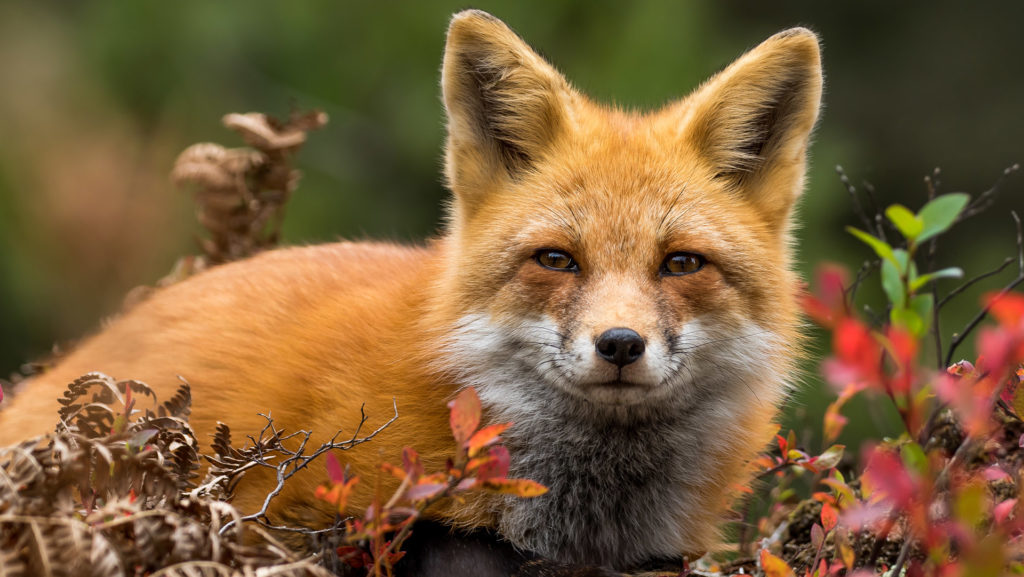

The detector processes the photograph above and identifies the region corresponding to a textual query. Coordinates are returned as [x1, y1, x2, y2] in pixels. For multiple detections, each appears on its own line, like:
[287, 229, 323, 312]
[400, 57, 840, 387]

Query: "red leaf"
[402, 447, 424, 481]
[841, 502, 890, 532]
[448, 387, 482, 445]
[336, 546, 365, 568]
[811, 523, 824, 549]
[947, 359, 976, 376]
[405, 482, 447, 502]
[466, 422, 511, 456]
[994, 498, 1018, 525]
[480, 478, 549, 497]
[802, 265, 849, 327]
[476, 445, 510, 481]
[982, 465, 1011, 482]
[863, 448, 917, 508]
[978, 327, 1016, 376]
[987, 291, 1024, 328]
[776, 434, 788, 455]
[885, 326, 918, 367]
[386, 550, 407, 565]
[325, 451, 345, 484]
[883, 327, 918, 395]
[824, 319, 886, 391]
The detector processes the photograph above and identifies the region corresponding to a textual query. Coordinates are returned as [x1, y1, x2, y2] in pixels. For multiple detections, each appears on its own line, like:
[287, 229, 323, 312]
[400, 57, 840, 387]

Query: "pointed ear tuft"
[686, 27, 823, 224]
[442, 10, 572, 198]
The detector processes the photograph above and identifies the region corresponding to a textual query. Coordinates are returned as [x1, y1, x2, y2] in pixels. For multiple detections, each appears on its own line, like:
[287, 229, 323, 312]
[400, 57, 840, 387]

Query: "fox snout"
[594, 327, 645, 367]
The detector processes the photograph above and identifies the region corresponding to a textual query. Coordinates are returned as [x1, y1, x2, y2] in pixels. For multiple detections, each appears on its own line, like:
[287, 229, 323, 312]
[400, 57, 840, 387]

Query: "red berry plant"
[313, 387, 547, 577]
[720, 166, 1024, 577]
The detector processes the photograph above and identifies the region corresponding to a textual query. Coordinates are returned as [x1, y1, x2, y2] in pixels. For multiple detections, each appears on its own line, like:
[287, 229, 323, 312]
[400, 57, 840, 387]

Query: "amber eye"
[535, 249, 579, 272]
[661, 252, 706, 276]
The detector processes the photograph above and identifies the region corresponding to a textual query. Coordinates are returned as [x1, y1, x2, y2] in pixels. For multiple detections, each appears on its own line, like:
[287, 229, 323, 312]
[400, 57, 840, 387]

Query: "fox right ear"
[441, 10, 573, 209]
[684, 28, 823, 229]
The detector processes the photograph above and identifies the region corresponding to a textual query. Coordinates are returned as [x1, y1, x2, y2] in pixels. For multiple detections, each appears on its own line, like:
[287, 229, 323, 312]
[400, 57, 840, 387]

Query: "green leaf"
[917, 193, 970, 243]
[954, 482, 988, 528]
[881, 259, 905, 308]
[890, 306, 923, 336]
[892, 249, 910, 275]
[900, 441, 928, 476]
[908, 293, 935, 337]
[909, 267, 964, 292]
[885, 204, 923, 241]
[846, 226, 895, 264]
[815, 444, 845, 470]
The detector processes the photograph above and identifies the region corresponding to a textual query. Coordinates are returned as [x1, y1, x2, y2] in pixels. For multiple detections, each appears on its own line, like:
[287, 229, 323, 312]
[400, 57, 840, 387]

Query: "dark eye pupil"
[663, 253, 705, 275]
[537, 250, 576, 271]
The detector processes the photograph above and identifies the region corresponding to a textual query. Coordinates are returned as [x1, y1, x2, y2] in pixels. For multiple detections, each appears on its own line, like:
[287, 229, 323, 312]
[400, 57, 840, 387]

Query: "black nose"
[595, 328, 645, 367]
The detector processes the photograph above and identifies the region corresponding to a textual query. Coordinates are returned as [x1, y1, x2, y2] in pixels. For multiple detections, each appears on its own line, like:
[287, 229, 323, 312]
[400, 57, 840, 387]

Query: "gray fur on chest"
[494, 401, 703, 569]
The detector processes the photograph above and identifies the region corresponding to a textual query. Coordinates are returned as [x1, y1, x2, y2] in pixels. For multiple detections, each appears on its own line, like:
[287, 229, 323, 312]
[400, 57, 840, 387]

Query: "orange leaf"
[380, 462, 407, 481]
[480, 478, 549, 498]
[448, 387, 482, 445]
[821, 502, 839, 532]
[731, 482, 755, 495]
[760, 549, 795, 577]
[466, 422, 511, 457]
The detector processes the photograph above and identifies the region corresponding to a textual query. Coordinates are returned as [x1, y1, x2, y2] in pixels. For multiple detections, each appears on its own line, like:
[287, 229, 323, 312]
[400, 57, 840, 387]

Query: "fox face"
[429, 12, 822, 563]
[437, 12, 819, 419]
[445, 144, 793, 415]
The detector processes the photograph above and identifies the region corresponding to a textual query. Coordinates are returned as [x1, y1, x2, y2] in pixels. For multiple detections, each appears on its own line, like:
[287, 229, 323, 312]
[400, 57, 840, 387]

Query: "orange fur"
[0, 10, 822, 567]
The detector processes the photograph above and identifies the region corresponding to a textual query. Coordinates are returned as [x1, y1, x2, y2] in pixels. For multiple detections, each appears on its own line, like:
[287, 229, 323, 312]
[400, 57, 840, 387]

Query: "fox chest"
[495, 414, 701, 569]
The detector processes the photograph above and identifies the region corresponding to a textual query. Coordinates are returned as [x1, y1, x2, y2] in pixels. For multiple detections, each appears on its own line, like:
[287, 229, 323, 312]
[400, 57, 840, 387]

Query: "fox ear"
[685, 28, 823, 228]
[441, 10, 572, 205]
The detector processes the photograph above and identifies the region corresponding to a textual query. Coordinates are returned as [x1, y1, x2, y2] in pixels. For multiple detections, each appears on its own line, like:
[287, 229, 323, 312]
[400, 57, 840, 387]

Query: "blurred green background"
[1, 1, 1022, 450]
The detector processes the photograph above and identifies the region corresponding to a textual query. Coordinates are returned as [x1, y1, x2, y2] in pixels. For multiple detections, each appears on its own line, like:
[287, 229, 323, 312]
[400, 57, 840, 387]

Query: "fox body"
[0, 11, 822, 572]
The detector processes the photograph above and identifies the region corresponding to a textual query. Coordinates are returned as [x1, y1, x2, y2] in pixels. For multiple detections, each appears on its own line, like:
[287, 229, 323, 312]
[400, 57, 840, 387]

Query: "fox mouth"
[590, 379, 650, 389]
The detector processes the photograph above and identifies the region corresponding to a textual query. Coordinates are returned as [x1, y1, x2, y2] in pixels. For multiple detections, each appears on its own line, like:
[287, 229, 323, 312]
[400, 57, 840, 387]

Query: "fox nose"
[595, 328, 645, 367]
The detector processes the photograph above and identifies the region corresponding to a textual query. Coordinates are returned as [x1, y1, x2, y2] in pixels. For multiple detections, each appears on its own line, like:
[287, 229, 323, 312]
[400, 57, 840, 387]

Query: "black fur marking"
[393, 520, 631, 577]
[469, 62, 535, 174]
[713, 71, 810, 187]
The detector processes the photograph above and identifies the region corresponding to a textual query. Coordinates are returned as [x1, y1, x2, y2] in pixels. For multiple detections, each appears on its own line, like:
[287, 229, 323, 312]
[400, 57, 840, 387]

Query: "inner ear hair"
[442, 10, 570, 189]
[686, 27, 822, 194]
[716, 69, 814, 185]
[467, 55, 540, 174]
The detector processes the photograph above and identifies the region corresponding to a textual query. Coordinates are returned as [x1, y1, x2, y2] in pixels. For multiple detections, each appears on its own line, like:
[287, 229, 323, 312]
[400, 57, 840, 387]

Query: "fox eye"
[535, 249, 579, 272]
[661, 252, 706, 276]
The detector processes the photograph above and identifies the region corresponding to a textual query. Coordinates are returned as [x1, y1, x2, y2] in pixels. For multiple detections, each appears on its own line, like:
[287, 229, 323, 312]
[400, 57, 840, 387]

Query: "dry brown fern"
[0, 373, 337, 577]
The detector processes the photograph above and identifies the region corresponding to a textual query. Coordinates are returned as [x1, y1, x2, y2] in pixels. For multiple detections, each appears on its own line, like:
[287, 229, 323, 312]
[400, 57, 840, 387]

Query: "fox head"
[435, 10, 822, 423]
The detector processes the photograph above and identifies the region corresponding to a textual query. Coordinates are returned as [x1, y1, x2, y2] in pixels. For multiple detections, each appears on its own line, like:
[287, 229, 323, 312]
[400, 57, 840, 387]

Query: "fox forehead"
[471, 134, 778, 273]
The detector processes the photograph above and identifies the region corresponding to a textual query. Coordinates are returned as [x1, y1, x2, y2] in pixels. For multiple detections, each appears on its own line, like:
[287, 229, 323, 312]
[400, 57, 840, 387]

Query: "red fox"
[0, 10, 822, 575]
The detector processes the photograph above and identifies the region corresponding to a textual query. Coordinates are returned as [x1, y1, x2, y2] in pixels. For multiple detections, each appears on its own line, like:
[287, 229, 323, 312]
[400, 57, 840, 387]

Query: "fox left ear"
[685, 28, 823, 229]
[441, 10, 574, 215]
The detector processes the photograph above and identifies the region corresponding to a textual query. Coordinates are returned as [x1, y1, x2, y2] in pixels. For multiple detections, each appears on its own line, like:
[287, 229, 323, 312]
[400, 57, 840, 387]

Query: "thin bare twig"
[844, 260, 877, 307]
[219, 399, 399, 535]
[938, 257, 1015, 310]
[958, 163, 1019, 222]
[837, 165, 875, 234]
[945, 212, 1024, 367]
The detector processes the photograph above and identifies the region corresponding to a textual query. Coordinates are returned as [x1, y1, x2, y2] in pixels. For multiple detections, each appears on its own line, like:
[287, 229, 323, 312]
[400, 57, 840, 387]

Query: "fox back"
[0, 10, 822, 571]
